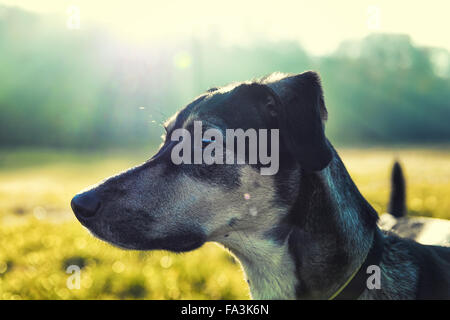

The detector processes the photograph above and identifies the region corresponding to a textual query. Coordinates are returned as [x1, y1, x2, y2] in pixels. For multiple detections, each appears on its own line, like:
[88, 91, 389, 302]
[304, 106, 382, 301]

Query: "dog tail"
[388, 161, 407, 218]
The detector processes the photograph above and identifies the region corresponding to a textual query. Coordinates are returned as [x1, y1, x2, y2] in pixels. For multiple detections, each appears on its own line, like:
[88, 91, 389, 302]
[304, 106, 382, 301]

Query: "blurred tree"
[0, 7, 449, 149]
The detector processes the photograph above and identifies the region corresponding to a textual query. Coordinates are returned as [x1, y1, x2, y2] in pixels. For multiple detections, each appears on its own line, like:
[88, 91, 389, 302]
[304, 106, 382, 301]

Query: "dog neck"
[219, 149, 378, 299]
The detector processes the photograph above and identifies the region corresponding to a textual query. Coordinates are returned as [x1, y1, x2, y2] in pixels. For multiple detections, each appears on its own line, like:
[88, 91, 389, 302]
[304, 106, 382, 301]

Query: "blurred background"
[0, 0, 449, 299]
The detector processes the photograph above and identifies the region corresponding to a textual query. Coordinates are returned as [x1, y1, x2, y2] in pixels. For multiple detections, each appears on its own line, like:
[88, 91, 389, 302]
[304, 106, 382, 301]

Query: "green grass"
[0, 147, 449, 299]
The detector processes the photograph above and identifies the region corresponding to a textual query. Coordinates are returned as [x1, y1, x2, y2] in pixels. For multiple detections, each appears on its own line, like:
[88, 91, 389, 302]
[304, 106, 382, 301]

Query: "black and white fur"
[379, 162, 450, 247]
[71, 71, 450, 299]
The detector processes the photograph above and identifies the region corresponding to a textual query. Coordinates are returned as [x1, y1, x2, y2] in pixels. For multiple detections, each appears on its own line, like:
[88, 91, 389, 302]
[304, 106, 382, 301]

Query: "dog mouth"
[80, 219, 206, 253]
[101, 233, 206, 252]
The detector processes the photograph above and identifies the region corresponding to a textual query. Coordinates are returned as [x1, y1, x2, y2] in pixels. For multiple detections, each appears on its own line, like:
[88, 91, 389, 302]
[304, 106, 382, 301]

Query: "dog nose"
[71, 190, 101, 219]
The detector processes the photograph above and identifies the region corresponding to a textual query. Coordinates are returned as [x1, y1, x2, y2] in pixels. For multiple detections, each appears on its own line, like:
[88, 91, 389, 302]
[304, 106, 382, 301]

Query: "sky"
[1, 0, 449, 55]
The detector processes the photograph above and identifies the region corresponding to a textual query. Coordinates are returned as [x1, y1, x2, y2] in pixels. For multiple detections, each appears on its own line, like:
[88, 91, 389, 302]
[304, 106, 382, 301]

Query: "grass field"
[0, 147, 449, 299]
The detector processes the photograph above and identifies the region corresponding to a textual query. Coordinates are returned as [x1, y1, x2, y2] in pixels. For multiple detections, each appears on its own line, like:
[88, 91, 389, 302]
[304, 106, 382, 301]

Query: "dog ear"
[264, 71, 332, 171]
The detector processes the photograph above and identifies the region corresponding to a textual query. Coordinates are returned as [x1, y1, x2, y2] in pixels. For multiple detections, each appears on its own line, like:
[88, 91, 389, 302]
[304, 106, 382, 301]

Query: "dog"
[71, 71, 450, 299]
[379, 162, 450, 247]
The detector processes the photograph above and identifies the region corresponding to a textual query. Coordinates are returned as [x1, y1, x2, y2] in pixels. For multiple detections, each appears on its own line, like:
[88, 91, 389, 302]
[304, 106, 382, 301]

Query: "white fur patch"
[206, 166, 298, 299]
[379, 214, 450, 247]
[415, 217, 450, 246]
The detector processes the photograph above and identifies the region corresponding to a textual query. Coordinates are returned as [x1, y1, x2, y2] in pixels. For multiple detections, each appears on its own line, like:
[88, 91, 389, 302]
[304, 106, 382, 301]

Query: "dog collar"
[329, 228, 385, 300]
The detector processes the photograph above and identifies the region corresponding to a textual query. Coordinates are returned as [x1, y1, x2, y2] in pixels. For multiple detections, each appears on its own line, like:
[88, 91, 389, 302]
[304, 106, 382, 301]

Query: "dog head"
[71, 71, 332, 252]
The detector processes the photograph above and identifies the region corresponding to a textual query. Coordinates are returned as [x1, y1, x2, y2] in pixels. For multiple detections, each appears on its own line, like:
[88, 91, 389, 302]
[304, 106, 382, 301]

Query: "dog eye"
[202, 138, 215, 145]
